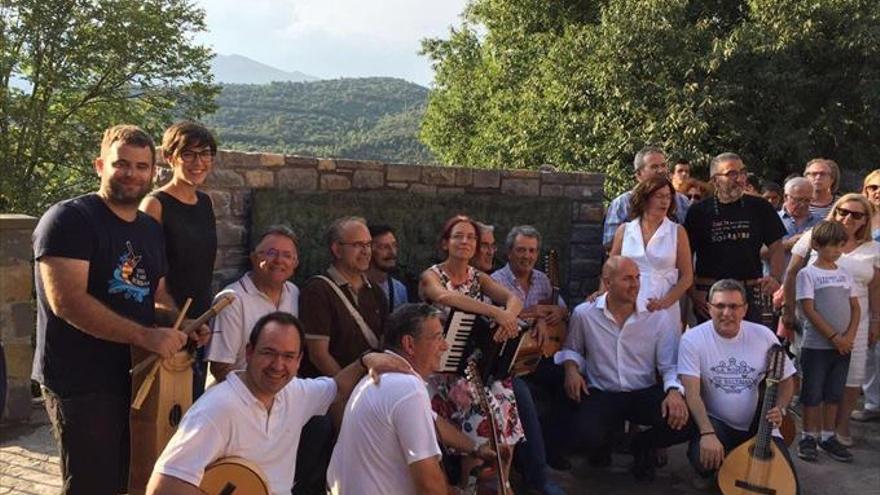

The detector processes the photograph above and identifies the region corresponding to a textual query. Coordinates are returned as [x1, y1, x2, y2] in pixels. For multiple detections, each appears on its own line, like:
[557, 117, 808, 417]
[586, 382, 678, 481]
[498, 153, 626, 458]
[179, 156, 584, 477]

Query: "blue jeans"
[512, 376, 549, 487]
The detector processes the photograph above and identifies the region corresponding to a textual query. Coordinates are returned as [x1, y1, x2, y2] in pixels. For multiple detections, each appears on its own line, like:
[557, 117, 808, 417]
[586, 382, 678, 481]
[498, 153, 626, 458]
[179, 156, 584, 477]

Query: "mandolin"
[718, 345, 798, 495]
[540, 249, 566, 357]
[464, 360, 509, 495]
[200, 457, 270, 495]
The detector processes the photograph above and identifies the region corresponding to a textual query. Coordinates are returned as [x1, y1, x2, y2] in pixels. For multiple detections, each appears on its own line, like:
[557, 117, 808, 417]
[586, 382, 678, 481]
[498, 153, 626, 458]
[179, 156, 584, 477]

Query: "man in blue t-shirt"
[32, 125, 208, 495]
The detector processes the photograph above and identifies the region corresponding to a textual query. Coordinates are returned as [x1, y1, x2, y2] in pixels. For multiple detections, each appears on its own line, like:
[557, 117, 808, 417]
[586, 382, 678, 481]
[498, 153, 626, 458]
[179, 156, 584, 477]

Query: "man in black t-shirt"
[684, 152, 786, 324]
[31, 125, 208, 495]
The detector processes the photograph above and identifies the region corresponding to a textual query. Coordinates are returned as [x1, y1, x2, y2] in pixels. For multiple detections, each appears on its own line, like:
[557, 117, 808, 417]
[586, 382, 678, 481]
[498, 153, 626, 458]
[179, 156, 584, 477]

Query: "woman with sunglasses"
[783, 193, 880, 448]
[140, 122, 218, 400]
[419, 215, 524, 491]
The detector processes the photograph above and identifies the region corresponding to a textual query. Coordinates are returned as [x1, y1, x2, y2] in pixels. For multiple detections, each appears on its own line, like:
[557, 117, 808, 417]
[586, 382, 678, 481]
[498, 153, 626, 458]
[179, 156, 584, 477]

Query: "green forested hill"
[203, 77, 436, 164]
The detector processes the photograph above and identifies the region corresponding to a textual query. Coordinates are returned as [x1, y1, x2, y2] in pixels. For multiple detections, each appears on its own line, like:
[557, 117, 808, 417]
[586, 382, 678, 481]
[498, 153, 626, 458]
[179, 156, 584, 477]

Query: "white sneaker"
[850, 408, 880, 422]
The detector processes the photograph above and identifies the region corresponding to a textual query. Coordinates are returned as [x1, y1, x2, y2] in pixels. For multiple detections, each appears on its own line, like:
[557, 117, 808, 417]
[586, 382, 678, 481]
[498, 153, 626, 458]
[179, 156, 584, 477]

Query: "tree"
[1, 0, 219, 214]
[420, 0, 880, 198]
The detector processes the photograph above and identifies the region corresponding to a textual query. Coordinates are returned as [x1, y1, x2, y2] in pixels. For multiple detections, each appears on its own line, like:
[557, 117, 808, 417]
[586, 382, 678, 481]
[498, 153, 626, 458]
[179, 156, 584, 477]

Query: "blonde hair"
[827, 193, 874, 243]
[862, 169, 880, 211]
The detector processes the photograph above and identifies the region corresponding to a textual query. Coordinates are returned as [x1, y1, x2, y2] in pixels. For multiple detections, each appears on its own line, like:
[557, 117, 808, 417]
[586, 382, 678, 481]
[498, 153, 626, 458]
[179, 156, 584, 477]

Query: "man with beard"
[367, 224, 409, 311]
[684, 152, 786, 324]
[31, 125, 208, 494]
[205, 225, 301, 386]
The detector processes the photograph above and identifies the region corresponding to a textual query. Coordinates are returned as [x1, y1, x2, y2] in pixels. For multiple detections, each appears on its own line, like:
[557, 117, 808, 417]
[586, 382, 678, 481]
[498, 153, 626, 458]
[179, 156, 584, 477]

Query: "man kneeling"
[327, 303, 450, 494]
[147, 311, 406, 495]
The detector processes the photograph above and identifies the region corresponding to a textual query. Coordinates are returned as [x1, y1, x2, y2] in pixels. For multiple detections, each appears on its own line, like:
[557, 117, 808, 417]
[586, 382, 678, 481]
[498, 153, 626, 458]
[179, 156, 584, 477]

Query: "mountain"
[203, 77, 436, 164]
[211, 54, 319, 84]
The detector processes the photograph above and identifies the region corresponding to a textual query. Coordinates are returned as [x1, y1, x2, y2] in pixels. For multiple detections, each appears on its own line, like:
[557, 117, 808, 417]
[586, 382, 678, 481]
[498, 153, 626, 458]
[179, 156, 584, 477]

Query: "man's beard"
[106, 179, 149, 206]
[373, 258, 397, 273]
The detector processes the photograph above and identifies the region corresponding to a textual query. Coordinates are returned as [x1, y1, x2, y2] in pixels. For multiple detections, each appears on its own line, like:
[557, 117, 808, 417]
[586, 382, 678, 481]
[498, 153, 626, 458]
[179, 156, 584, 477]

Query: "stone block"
[4, 382, 31, 421]
[216, 220, 247, 247]
[353, 170, 385, 189]
[386, 165, 422, 182]
[572, 203, 605, 223]
[0, 261, 33, 304]
[541, 185, 564, 197]
[502, 169, 541, 179]
[409, 184, 437, 195]
[205, 169, 245, 188]
[206, 190, 232, 218]
[387, 182, 409, 190]
[438, 187, 466, 195]
[570, 259, 602, 279]
[260, 153, 285, 167]
[571, 224, 603, 244]
[540, 172, 582, 185]
[422, 167, 457, 186]
[285, 155, 319, 168]
[472, 170, 501, 189]
[217, 150, 244, 168]
[317, 159, 337, 171]
[238, 152, 263, 167]
[231, 190, 253, 217]
[571, 243, 605, 261]
[10, 301, 34, 339]
[220, 247, 250, 270]
[244, 170, 275, 188]
[336, 159, 385, 171]
[455, 169, 473, 187]
[0, 214, 37, 231]
[321, 174, 352, 191]
[277, 168, 318, 191]
[564, 185, 598, 199]
[4, 341, 33, 380]
[0, 226, 35, 263]
[501, 178, 540, 196]
[213, 268, 244, 293]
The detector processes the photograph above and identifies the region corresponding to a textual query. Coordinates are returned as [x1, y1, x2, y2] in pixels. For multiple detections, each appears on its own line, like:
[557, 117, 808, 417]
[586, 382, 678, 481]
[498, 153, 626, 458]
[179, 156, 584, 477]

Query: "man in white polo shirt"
[147, 311, 407, 495]
[205, 225, 300, 386]
[327, 303, 450, 494]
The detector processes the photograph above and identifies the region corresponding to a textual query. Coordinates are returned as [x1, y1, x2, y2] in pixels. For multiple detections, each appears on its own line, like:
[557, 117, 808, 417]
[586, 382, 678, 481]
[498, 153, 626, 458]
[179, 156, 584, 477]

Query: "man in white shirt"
[206, 225, 300, 385]
[147, 311, 407, 495]
[328, 303, 450, 495]
[557, 256, 691, 481]
[678, 279, 796, 480]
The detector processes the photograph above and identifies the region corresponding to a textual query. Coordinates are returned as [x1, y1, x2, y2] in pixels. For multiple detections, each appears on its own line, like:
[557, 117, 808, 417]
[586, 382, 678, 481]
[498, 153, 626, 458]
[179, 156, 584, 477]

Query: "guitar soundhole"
[169, 404, 182, 427]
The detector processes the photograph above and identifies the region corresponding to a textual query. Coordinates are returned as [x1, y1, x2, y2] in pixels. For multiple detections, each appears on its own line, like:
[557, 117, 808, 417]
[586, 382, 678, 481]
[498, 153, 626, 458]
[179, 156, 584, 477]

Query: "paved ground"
[2, 399, 878, 494]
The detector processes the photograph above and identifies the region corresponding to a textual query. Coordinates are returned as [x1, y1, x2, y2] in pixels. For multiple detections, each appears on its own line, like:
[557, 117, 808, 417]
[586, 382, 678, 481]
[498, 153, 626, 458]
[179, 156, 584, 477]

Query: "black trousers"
[292, 415, 334, 495]
[42, 387, 130, 495]
[571, 385, 695, 456]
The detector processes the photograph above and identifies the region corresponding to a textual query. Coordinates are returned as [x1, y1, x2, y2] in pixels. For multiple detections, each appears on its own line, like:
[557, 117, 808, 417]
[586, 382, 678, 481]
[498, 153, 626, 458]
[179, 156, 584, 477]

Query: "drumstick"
[131, 298, 192, 410]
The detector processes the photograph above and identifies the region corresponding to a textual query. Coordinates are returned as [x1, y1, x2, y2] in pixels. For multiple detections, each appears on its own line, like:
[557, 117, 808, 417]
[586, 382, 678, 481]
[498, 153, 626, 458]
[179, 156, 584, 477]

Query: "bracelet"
[700, 431, 716, 437]
[358, 351, 371, 370]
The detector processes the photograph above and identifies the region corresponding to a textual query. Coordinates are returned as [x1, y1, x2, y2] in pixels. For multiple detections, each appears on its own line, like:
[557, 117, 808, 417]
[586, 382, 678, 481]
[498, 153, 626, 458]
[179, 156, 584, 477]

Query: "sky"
[195, 0, 469, 87]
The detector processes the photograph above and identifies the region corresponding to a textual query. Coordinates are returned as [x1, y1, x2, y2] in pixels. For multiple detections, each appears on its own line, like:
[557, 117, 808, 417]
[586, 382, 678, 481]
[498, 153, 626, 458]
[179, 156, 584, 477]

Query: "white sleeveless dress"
[621, 217, 681, 330]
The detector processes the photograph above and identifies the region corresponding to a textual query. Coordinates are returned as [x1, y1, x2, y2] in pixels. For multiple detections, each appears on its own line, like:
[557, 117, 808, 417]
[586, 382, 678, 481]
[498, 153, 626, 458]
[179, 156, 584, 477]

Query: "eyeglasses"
[713, 169, 747, 180]
[835, 207, 867, 221]
[805, 171, 831, 178]
[179, 149, 215, 162]
[339, 241, 372, 250]
[709, 302, 746, 312]
[480, 243, 497, 252]
[785, 196, 811, 205]
[687, 193, 702, 201]
[257, 248, 297, 261]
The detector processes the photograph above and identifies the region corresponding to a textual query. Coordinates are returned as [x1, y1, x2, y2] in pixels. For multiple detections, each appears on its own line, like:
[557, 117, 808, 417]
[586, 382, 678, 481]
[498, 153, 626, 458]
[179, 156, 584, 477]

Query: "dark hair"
[368, 224, 396, 239]
[161, 121, 217, 160]
[248, 311, 306, 349]
[811, 220, 848, 248]
[761, 181, 782, 195]
[630, 177, 677, 220]
[674, 158, 690, 167]
[438, 214, 482, 255]
[383, 303, 442, 351]
[100, 124, 156, 164]
[746, 173, 761, 191]
[253, 224, 299, 251]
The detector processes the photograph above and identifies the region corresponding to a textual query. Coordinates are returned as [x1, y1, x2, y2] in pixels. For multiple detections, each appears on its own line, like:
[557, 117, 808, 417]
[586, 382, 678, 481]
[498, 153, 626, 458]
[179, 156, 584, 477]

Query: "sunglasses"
[835, 207, 867, 220]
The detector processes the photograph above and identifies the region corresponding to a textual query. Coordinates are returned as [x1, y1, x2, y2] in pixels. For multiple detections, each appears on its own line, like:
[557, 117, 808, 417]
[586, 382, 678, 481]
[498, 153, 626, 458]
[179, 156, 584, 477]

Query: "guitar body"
[718, 438, 797, 495]
[200, 457, 270, 495]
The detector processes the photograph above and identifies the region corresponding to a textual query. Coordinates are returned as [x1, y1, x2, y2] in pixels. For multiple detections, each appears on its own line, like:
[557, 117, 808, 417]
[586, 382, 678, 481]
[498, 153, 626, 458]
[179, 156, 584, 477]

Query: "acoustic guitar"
[718, 345, 798, 495]
[200, 457, 270, 495]
[464, 360, 510, 495]
[540, 249, 566, 357]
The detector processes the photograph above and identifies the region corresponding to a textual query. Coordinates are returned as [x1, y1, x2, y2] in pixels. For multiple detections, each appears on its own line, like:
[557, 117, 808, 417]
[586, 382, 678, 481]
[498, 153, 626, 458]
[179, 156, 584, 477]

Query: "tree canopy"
[1, 0, 218, 214]
[420, 0, 880, 197]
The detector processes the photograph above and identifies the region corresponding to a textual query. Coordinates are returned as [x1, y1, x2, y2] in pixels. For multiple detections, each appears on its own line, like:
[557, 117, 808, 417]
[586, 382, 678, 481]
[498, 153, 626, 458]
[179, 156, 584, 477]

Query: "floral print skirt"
[428, 372, 524, 446]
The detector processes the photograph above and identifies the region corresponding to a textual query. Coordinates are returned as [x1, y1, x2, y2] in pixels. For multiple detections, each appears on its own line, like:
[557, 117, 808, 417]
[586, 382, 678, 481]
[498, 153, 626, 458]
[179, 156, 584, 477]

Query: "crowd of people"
[29, 122, 879, 495]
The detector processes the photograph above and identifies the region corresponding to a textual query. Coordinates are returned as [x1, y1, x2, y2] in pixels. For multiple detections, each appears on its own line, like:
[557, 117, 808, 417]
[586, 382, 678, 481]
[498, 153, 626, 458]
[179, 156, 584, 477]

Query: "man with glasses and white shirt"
[684, 152, 787, 324]
[206, 225, 301, 386]
[803, 158, 841, 219]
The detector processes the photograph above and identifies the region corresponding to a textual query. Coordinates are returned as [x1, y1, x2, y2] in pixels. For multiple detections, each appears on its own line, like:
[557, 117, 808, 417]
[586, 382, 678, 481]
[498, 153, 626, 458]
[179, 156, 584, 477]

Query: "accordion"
[438, 309, 529, 383]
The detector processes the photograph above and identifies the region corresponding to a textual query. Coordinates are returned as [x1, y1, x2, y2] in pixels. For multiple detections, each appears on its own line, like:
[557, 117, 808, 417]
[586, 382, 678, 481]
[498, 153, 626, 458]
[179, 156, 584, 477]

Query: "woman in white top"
[783, 193, 880, 445]
[609, 176, 694, 331]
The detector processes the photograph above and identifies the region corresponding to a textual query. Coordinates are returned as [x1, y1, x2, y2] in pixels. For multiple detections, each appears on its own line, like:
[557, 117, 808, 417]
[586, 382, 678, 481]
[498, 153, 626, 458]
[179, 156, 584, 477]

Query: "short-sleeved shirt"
[153, 372, 336, 495]
[685, 195, 787, 280]
[603, 190, 690, 246]
[31, 193, 166, 397]
[491, 264, 566, 309]
[678, 320, 796, 431]
[205, 272, 299, 386]
[327, 357, 441, 495]
[298, 266, 388, 377]
[796, 264, 854, 350]
[767, 208, 821, 278]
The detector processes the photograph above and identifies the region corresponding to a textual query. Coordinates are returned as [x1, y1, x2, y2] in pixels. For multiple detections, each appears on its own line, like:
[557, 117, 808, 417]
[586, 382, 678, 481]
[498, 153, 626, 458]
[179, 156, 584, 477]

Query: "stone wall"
[0, 214, 37, 421]
[200, 151, 605, 301]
